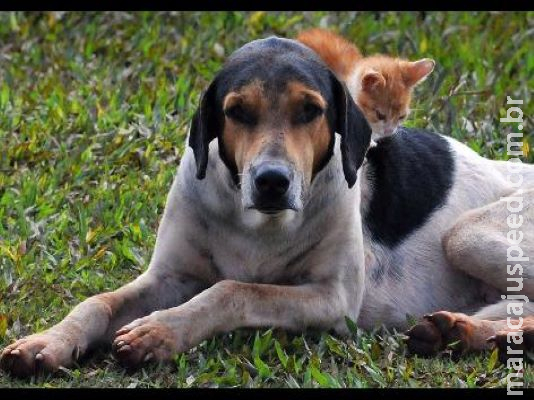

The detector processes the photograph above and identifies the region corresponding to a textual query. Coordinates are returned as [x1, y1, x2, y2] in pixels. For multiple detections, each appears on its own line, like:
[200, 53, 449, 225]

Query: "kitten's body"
[297, 29, 435, 141]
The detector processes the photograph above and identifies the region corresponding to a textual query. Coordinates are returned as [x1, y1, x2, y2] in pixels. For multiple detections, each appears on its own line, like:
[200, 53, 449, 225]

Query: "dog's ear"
[188, 79, 221, 179]
[330, 72, 372, 188]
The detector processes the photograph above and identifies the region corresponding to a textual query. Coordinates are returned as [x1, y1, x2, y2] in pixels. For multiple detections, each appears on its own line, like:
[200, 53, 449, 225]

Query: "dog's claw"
[115, 340, 125, 348]
[35, 353, 44, 361]
[143, 352, 153, 362]
[116, 344, 131, 353]
[116, 327, 130, 336]
[10, 349, 20, 356]
[399, 334, 411, 341]
[72, 345, 80, 361]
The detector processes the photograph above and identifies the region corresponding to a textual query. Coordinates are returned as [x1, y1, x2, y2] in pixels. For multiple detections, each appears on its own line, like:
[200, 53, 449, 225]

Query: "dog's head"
[189, 37, 371, 215]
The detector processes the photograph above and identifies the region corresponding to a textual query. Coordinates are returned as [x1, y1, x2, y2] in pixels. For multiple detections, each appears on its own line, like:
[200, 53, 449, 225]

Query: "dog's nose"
[254, 164, 291, 196]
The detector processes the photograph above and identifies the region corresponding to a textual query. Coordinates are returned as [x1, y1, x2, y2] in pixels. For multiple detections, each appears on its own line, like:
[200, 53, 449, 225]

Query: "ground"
[0, 11, 533, 388]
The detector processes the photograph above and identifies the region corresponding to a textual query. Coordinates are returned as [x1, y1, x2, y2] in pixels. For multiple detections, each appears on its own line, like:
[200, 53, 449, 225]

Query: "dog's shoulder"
[363, 128, 455, 247]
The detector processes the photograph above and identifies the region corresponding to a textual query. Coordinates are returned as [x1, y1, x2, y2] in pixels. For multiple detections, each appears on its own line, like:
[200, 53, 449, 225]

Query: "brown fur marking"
[221, 80, 331, 183]
[407, 311, 534, 359]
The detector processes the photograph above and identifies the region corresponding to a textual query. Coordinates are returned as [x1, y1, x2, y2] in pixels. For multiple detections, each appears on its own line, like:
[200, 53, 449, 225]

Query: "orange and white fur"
[297, 28, 435, 142]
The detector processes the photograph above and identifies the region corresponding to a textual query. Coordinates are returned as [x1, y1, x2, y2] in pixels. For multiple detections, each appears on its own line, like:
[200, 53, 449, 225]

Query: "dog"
[1, 36, 533, 378]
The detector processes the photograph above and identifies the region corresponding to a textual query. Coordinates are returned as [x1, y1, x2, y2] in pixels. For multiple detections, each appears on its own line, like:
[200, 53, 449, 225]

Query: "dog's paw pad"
[406, 311, 473, 357]
[405, 318, 444, 356]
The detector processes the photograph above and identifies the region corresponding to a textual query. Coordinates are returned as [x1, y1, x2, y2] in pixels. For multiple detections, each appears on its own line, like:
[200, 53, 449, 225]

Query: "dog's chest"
[204, 223, 316, 284]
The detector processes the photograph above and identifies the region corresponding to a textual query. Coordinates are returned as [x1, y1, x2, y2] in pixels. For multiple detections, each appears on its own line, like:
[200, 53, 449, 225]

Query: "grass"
[0, 11, 533, 388]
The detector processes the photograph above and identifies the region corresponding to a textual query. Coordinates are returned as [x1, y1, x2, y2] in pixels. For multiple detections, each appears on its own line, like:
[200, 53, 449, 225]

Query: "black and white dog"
[1, 37, 533, 378]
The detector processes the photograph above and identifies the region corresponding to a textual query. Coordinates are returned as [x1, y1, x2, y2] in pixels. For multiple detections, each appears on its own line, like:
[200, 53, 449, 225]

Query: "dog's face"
[221, 78, 333, 213]
[189, 37, 371, 215]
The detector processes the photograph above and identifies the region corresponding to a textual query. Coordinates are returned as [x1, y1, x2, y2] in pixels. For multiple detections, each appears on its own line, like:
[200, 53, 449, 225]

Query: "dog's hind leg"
[442, 188, 534, 298]
[406, 188, 534, 361]
[405, 309, 534, 362]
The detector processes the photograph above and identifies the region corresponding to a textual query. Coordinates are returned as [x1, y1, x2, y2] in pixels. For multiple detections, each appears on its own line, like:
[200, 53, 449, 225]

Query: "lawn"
[0, 11, 533, 388]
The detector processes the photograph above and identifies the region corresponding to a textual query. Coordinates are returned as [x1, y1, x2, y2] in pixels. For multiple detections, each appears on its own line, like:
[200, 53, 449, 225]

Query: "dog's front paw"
[112, 315, 180, 369]
[405, 311, 477, 358]
[0, 332, 81, 378]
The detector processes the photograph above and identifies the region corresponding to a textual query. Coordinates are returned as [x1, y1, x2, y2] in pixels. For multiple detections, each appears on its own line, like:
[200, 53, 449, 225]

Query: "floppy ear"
[188, 79, 221, 179]
[330, 73, 372, 188]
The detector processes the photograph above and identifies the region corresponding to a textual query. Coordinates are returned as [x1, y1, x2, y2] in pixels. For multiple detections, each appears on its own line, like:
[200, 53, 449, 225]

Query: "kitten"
[297, 28, 435, 142]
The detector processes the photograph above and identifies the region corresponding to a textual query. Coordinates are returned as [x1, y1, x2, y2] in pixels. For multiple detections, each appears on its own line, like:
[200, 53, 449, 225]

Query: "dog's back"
[358, 129, 520, 328]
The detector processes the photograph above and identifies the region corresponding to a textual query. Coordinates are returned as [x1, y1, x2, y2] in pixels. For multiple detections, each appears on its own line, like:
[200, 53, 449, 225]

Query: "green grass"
[0, 11, 533, 388]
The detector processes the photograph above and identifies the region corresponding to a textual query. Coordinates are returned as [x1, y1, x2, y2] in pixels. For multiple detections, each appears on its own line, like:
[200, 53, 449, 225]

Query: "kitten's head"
[350, 56, 435, 140]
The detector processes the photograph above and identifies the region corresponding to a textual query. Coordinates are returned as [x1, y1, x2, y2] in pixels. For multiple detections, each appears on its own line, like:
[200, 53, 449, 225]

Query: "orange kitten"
[297, 28, 435, 142]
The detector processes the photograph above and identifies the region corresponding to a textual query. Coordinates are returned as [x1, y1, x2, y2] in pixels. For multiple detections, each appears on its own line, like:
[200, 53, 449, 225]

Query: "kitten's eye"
[399, 114, 407, 121]
[224, 104, 257, 125]
[295, 102, 324, 124]
[376, 110, 386, 121]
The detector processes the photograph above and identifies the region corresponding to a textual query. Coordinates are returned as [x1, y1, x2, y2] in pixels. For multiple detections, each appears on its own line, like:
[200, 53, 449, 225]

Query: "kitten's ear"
[402, 58, 435, 87]
[361, 69, 386, 91]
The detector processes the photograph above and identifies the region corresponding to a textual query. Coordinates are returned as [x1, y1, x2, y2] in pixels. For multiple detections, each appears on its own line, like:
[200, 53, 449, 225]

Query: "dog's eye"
[399, 114, 407, 121]
[376, 110, 386, 121]
[295, 102, 324, 124]
[224, 104, 257, 125]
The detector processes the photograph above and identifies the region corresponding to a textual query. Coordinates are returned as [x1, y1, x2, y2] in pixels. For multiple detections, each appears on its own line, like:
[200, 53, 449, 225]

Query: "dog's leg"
[407, 188, 534, 360]
[0, 267, 203, 377]
[405, 308, 534, 362]
[475, 301, 534, 362]
[0, 176, 215, 378]
[442, 188, 534, 297]
[111, 279, 351, 368]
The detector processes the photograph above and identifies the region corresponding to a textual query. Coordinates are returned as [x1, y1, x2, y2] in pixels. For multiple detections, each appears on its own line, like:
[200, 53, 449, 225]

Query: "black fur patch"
[364, 128, 455, 248]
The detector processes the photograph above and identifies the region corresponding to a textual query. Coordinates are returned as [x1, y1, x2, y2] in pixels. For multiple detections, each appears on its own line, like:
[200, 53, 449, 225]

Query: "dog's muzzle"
[249, 162, 296, 214]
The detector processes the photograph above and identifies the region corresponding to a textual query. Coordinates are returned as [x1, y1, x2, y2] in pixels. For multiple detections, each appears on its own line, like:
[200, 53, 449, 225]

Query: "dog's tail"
[296, 28, 362, 80]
